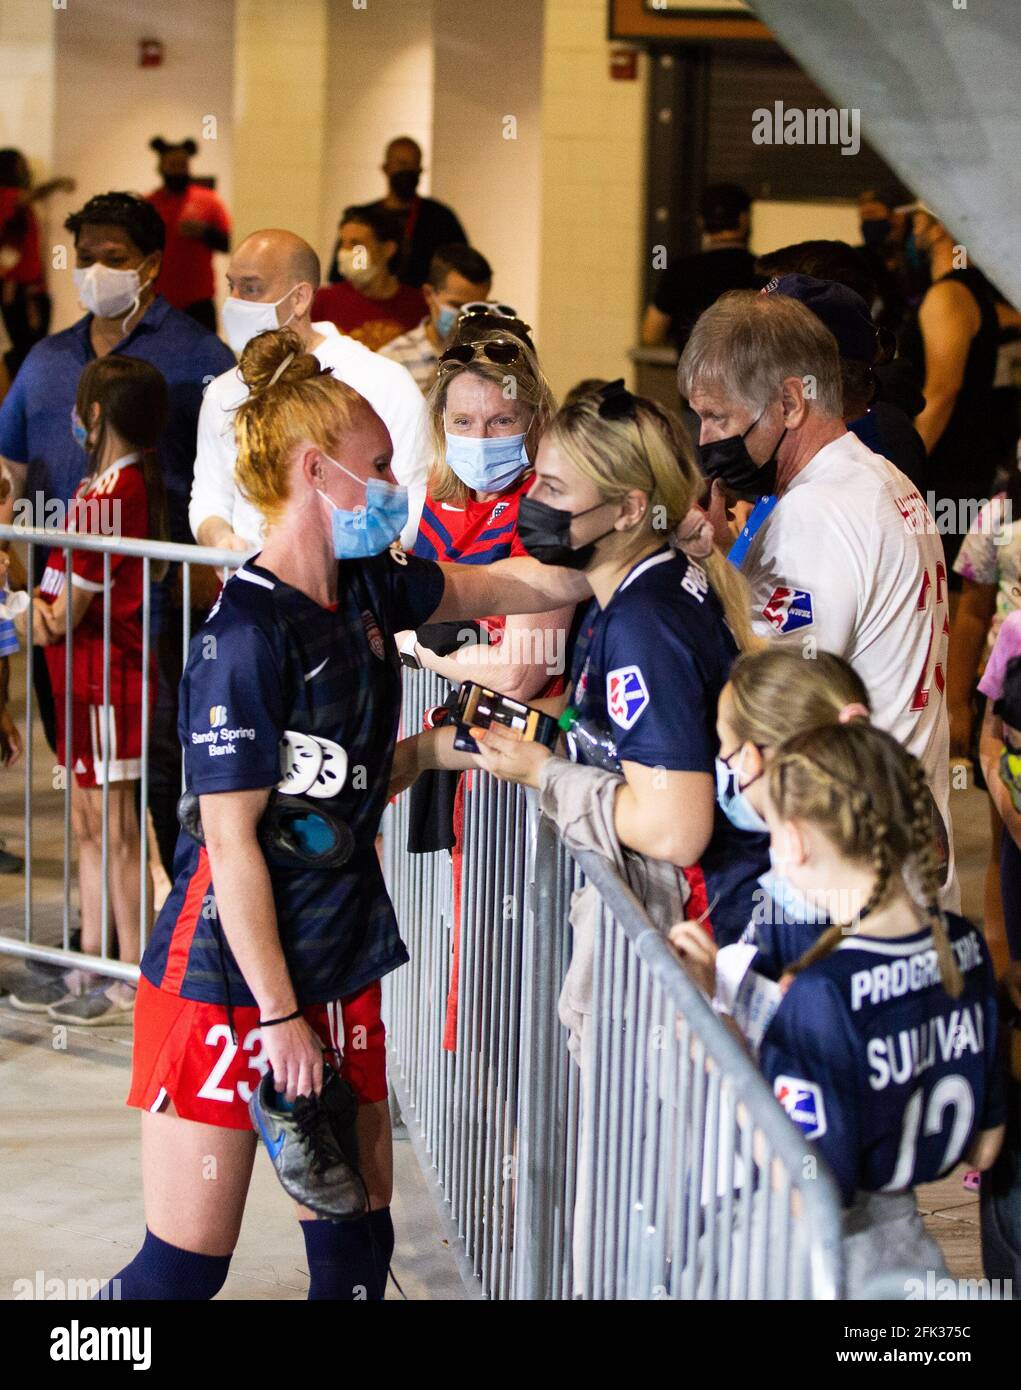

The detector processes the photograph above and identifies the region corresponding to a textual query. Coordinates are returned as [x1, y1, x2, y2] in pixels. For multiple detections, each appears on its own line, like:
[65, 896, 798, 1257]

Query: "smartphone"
[452, 682, 559, 755]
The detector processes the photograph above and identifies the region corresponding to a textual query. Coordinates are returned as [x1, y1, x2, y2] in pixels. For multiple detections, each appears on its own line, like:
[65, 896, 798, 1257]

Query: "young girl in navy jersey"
[677, 718, 1004, 1295]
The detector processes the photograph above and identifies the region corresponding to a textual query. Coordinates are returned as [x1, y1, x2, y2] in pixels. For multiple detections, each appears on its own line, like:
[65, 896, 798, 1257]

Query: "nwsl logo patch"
[606, 665, 649, 730]
[774, 1075, 827, 1139]
[762, 586, 814, 634]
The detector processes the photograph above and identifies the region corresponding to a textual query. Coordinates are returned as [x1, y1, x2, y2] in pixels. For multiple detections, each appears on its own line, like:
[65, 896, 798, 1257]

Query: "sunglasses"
[597, 377, 639, 420]
[458, 300, 519, 320]
[438, 338, 523, 371]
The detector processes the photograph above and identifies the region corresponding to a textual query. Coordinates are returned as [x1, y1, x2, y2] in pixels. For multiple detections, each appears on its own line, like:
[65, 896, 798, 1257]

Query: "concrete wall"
[233, 0, 326, 249]
[432, 0, 544, 326]
[48, 0, 235, 332]
[537, 0, 648, 399]
[321, 0, 435, 275]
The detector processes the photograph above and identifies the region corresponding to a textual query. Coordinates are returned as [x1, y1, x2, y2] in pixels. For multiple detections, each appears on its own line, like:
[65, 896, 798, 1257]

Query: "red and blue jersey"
[412, 474, 532, 644]
[759, 911, 1004, 1205]
[568, 546, 770, 944]
[141, 547, 445, 1008]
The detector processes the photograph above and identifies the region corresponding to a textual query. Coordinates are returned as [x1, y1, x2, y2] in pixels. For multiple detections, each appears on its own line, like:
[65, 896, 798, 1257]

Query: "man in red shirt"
[312, 204, 425, 351]
[146, 137, 231, 333]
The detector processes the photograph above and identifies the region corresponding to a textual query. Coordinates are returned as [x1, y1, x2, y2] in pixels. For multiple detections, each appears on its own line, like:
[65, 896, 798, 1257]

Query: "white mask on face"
[337, 248, 377, 289]
[73, 262, 147, 325]
[221, 285, 300, 355]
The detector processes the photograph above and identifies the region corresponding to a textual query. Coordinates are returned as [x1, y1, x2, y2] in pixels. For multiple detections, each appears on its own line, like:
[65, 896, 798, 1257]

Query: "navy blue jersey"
[760, 913, 1005, 1205]
[141, 548, 445, 1007]
[568, 547, 769, 944]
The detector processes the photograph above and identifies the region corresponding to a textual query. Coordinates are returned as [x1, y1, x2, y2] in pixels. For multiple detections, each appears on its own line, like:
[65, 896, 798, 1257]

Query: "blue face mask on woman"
[445, 431, 529, 493]
[318, 455, 408, 560]
[715, 744, 769, 834]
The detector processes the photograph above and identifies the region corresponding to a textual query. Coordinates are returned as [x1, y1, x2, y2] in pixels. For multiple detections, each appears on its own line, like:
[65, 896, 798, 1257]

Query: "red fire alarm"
[610, 48, 637, 81]
[139, 38, 164, 68]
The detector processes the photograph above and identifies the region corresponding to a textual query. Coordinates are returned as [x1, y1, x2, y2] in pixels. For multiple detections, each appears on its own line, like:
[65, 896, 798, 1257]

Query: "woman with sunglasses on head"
[100, 327, 589, 1302]
[404, 324, 575, 701]
[399, 380, 767, 946]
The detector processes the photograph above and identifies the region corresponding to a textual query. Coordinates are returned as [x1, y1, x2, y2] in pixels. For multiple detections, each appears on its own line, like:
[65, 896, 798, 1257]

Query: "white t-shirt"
[188, 320, 429, 550]
[742, 430, 958, 908]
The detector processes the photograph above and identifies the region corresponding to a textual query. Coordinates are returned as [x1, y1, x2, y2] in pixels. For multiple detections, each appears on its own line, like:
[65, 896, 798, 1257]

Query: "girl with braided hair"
[684, 714, 1004, 1293]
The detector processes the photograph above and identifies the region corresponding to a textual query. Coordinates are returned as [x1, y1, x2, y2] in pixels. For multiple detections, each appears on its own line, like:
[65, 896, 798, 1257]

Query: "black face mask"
[861, 216, 891, 250]
[697, 412, 787, 502]
[517, 495, 616, 569]
[163, 174, 190, 194]
[388, 170, 420, 200]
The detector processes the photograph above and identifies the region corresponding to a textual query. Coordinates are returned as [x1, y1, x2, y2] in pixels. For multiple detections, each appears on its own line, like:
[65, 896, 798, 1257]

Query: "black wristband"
[259, 1008, 303, 1027]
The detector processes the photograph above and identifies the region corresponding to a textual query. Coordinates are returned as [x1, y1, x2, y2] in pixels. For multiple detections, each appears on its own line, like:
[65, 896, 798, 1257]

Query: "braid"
[905, 760, 964, 999]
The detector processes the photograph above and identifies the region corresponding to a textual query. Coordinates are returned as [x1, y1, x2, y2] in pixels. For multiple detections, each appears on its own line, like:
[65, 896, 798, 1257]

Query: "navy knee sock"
[301, 1207, 393, 1301]
[96, 1228, 231, 1301]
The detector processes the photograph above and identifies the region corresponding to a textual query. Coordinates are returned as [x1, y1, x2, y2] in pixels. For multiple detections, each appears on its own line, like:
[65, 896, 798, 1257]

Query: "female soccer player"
[677, 719, 1005, 1295]
[100, 328, 589, 1301]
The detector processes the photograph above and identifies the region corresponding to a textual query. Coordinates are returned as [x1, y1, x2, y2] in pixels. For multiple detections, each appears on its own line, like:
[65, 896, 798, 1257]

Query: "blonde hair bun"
[238, 327, 322, 395]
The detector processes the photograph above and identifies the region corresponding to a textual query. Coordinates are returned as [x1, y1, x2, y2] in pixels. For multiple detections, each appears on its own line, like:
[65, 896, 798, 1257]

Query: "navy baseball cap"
[763, 272, 878, 363]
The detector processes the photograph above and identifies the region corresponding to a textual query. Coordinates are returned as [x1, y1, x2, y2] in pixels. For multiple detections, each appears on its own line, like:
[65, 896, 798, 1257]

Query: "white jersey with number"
[742, 430, 957, 907]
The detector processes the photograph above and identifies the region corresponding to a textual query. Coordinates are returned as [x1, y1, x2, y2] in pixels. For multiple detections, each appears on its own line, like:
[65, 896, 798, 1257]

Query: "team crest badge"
[606, 665, 649, 731]
[774, 1075, 827, 1139]
[762, 586, 814, 634]
[489, 501, 510, 522]
[362, 610, 385, 660]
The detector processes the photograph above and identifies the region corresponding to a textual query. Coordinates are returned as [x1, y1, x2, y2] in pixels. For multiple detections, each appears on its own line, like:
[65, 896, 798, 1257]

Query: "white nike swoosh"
[304, 658, 329, 682]
[439, 503, 465, 512]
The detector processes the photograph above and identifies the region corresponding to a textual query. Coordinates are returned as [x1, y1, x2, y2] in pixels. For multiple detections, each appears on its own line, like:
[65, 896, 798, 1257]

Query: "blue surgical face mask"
[434, 303, 459, 338]
[71, 409, 88, 451]
[318, 455, 409, 560]
[758, 844, 827, 926]
[715, 744, 769, 834]
[444, 431, 529, 493]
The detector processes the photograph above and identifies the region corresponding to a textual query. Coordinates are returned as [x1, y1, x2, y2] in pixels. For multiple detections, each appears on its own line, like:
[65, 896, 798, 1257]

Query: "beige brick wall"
[537, 0, 648, 399]
[233, 0, 328, 249]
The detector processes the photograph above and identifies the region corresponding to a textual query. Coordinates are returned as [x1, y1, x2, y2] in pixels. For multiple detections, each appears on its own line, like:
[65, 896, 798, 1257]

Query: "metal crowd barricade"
[383, 668, 845, 1300]
[0, 524, 244, 980]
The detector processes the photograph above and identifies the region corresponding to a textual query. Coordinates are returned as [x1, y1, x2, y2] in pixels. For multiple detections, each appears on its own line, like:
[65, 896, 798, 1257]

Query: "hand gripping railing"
[382, 668, 845, 1300]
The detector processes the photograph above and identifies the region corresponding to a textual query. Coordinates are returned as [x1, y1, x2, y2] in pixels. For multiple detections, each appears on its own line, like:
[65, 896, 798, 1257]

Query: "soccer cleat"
[249, 1069, 368, 1222]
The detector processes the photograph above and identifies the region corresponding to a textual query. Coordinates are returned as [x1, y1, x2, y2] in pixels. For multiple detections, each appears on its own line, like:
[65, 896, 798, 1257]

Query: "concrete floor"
[0, 657, 998, 1296]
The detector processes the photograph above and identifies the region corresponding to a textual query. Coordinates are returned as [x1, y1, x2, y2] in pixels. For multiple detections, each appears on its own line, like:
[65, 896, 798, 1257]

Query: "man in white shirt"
[680, 289, 958, 908]
[190, 228, 428, 552]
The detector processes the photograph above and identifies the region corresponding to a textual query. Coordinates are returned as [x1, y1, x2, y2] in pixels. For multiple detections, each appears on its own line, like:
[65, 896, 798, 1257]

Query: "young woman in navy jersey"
[100, 329, 589, 1301]
[398, 379, 766, 944]
[676, 719, 1004, 1295]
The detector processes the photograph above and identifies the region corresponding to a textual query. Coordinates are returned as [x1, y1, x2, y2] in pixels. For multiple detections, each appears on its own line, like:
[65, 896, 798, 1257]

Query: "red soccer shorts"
[127, 975, 388, 1130]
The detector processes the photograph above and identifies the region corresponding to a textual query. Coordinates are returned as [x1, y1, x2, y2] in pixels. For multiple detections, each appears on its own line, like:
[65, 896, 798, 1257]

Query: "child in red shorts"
[14, 356, 168, 1024]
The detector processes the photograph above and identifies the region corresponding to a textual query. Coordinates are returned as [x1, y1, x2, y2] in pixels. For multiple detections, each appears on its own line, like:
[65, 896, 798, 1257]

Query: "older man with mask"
[679, 289, 958, 908]
[190, 228, 428, 553]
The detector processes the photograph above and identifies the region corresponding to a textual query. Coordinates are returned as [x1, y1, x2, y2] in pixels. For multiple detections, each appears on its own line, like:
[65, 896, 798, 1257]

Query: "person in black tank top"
[900, 208, 999, 579]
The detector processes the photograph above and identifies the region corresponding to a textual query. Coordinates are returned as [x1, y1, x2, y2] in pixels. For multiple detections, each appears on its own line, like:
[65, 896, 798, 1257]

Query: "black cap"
[763, 272, 878, 363]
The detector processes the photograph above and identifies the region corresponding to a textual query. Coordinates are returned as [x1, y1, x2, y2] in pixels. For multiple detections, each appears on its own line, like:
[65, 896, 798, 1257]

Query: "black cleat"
[250, 1069, 368, 1222]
